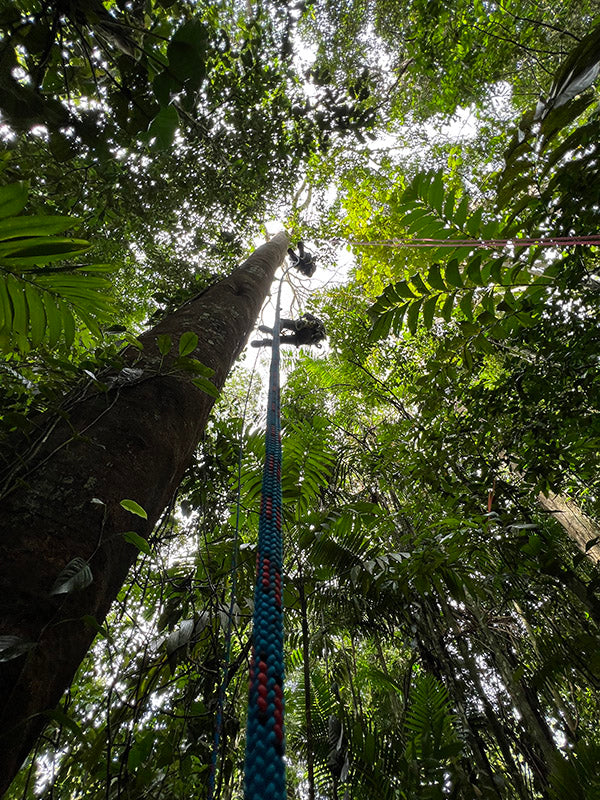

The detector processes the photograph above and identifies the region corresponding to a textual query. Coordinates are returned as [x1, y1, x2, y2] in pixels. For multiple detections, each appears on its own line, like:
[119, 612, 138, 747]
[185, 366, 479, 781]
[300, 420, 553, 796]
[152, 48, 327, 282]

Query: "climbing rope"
[244, 270, 288, 800]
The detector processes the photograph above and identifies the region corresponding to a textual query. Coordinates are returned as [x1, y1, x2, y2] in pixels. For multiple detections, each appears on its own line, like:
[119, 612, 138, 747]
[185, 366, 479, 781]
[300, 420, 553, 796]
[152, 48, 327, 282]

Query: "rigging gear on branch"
[251, 313, 327, 348]
[287, 240, 316, 277]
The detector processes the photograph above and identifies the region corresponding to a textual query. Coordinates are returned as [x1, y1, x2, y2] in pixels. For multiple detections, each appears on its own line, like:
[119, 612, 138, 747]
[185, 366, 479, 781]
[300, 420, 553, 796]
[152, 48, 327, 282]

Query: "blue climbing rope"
[208, 351, 261, 800]
[244, 274, 287, 800]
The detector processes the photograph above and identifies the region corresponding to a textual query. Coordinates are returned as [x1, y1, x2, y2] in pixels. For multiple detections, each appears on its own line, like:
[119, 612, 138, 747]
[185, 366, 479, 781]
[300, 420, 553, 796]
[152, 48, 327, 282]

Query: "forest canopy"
[2, 0, 600, 798]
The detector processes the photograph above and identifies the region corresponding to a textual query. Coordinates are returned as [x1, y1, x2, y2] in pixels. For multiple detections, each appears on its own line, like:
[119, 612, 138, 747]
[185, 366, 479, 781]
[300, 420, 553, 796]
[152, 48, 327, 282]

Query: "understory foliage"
[3, 2, 600, 799]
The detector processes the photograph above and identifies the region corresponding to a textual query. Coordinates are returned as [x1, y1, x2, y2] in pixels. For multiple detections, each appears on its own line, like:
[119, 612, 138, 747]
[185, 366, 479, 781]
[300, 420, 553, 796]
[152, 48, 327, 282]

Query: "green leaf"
[0, 182, 28, 219]
[466, 255, 484, 285]
[399, 207, 430, 230]
[540, 94, 595, 147]
[405, 297, 423, 334]
[60, 301, 75, 347]
[120, 499, 148, 519]
[440, 292, 455, 321]
[6, 274, 27, 334]
[178, 331, 198, 356]
[422, 295, 438, 329]
[411, 215, 445, 238]
[49, 131, 76, 162]
[454, 196, 469, 229]
[489, 258, 504, 284]
[509, 262, 527, 284]
[80, 263, 117, 274]
[364, 731, 376, 764]
[0, 215, 78, 240]
[443, 188, 456, 220]
[25, 283, 46, 346]
[391, 304, 409, 335]
[459, 290, 474, 321]
[391, 280, 417, 299]
[369, 309, 394, 341]
[50, 557, 93, 595]
[153, 70, 179, 105]
[445, 259, 463, 288]
[480, 217, 499, 239]
[480, 292, 495, 313]
[168, 18, 208, 86]
[502, 288, 517, 309]
[515, 311, 537, 327]
[147, 105, 179, 150]
[466, 207, 483, 237]
[0, 276, 12, 333]
[76, 307, 102, 340]
[157, 333, 172, 355]
[410, 273, 430, 295]
[192, 376, 219, 398]
[463, 344, 473, 370]
[0, 236, 90, 263]
[476, 310, 497, 327]
[428, 171, 444, 214]
[427, 263, 447, 291]
[472, 333, 495, 353]
[122, 530, 153, 556]
[173, 356, 213, 375]
[44, 297, 62, 348]
[128, 731, 155, 771]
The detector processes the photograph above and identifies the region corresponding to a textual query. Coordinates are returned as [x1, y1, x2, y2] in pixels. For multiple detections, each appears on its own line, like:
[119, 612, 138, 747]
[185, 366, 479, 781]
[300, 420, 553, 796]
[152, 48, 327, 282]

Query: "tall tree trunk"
[0, 232, 289, 795]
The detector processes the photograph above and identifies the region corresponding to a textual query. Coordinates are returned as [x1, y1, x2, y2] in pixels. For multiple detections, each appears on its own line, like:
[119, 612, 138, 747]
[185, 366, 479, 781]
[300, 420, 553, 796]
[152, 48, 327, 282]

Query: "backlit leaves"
[368, 169, 555, 346]
[120, 499, 148, 519]
[0, 183, 114, 352]
[367, 33, 600, 348]
[499, 24, 600, 234]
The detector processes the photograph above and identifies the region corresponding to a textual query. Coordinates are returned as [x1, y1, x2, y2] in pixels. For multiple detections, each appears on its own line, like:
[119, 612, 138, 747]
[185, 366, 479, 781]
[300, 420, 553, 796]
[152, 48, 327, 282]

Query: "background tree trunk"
[538, 491, 600, 563]
[0, 232, 289, 795]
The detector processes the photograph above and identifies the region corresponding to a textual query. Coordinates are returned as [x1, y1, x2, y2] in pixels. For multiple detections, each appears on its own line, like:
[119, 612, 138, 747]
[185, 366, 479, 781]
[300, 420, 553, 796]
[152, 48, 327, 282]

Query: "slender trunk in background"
[298, 578, 315, 800]
[422, 596, 520, 800]
[537, 491, 600, 563]
[502, 460, 600, 563]
[0, 232, 289, 795]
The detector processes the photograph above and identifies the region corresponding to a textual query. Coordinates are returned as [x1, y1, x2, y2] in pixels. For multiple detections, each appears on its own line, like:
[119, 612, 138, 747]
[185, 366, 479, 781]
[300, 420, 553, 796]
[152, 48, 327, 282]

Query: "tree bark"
[0, 232, 289, 795]
[537, 491, 600, 563]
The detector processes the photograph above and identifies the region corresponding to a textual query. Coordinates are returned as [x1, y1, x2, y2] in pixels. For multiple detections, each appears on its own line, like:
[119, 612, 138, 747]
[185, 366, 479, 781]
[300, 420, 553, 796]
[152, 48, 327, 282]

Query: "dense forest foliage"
[2, 0, 600, 797]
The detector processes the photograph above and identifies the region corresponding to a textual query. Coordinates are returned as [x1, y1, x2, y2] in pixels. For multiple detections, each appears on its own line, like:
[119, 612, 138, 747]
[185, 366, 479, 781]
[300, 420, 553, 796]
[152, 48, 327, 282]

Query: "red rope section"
[348, 235, 600, 249]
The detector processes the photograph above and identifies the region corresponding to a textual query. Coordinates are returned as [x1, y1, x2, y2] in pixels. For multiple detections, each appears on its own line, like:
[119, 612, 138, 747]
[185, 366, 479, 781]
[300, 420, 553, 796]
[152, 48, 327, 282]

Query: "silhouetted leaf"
[50, 557, 93, 595]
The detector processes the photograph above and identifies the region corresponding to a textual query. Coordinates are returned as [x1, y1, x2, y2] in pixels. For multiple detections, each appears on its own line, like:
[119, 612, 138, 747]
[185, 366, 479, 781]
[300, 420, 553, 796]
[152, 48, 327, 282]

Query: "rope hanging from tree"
[244, 243, 324, 800]
[243, 290, 286, 800]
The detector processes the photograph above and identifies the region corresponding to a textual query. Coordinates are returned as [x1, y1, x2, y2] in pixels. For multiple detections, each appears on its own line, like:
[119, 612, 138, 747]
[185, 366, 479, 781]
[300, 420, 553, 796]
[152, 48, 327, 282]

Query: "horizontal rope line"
[347, 235, 600, 249]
